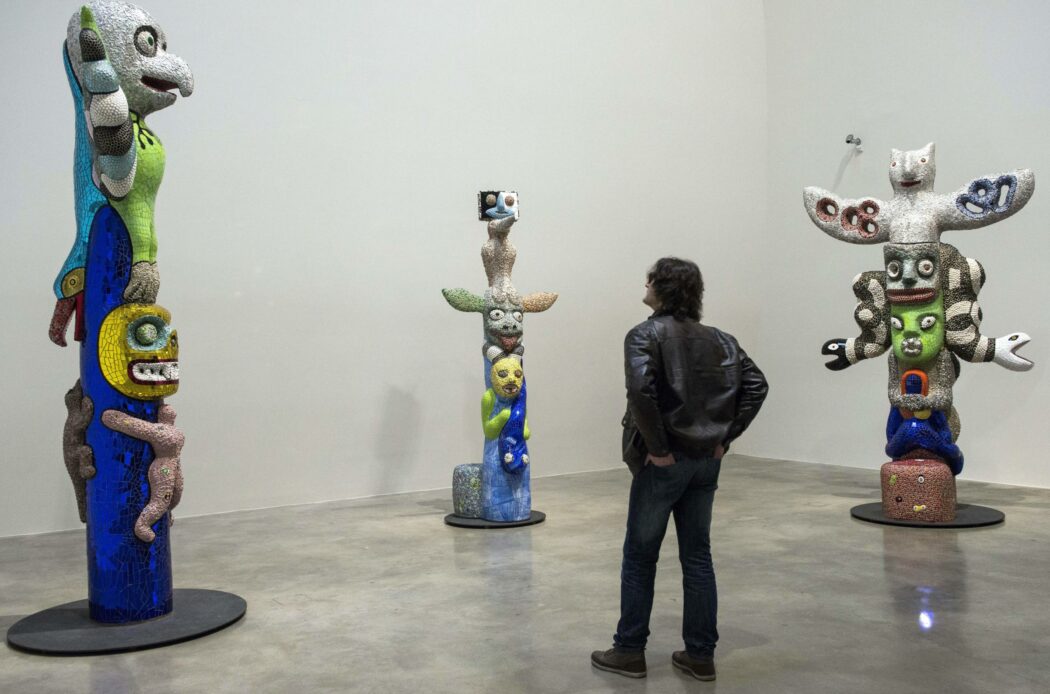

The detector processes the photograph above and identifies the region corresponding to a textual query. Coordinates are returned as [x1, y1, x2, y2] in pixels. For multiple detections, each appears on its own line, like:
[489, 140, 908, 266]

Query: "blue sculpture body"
[82, 210, 171, 621]
[481, 378, 530, 521]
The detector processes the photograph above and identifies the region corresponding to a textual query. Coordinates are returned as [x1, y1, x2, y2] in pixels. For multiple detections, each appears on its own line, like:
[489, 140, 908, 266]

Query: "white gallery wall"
[749, 1, 1050, 488]
[0, 0, 768, 536]
[3, 0, 1048, 539]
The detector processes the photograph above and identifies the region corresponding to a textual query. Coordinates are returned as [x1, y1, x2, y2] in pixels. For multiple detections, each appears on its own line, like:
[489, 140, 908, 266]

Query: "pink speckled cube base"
[881, 459, 956, 522]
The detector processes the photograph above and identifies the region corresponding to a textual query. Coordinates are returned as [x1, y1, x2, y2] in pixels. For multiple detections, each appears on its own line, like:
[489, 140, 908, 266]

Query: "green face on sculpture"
[890, 294, 944, 368]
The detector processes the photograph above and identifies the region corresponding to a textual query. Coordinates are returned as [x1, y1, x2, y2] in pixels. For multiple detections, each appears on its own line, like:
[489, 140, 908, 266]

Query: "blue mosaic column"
[81, 207, 171, 623]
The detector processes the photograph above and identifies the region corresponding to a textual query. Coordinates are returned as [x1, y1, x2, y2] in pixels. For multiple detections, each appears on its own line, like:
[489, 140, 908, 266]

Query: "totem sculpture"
[804, 143, 1034, 523]
[443, 192, 558, 523]
[49, 2, 192, 623]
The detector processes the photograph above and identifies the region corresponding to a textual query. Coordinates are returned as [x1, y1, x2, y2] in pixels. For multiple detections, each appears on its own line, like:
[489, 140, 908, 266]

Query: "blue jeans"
[614, 453, 721, 659]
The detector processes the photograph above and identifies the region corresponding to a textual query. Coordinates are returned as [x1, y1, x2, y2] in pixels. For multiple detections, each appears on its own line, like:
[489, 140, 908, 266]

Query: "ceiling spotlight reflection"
[918, 611, 934, 631]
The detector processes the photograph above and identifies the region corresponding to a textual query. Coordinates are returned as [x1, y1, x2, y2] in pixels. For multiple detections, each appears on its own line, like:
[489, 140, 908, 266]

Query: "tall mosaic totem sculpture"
[11, 4, 244, 655]
[803, 143, 1034, 524]
[443, 192, 558, 525]
[49, 1, 193, 624]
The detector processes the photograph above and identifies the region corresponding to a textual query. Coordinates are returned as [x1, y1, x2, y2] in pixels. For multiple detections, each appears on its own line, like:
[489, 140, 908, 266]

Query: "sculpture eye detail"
[917, 475, 926, 484]
[892, 161, 897, 167]
[514, 370, 522, 378]
[504, 194, 516, 207]
[891, 317, 903, 330]
[920, 315, 937, 330]
[128, 315, 168, 349]
[920, 158, 927, 163]
[887, 260, 902, 279]
[512, 311, 523, 322]
[488, 309, 504, 321]
[134, 27, 158, 57]
[918, 259, 935, 277]
[497, 370, 508, 378]
[135, 322, 158, 346]
[485, 194, 496, 206]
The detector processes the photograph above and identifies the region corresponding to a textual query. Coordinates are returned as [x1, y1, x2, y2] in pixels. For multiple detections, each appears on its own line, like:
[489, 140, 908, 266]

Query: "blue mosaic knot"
[955, 175, 1016, 219]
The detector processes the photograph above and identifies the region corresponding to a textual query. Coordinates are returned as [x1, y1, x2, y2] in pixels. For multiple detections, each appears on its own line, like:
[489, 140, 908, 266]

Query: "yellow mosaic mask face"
[490, 357, 523, 399]
[98, 304, 179, 399]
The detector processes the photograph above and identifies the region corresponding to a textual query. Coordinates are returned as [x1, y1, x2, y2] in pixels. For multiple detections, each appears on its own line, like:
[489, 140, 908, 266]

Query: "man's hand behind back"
[646, 453, 676, 467]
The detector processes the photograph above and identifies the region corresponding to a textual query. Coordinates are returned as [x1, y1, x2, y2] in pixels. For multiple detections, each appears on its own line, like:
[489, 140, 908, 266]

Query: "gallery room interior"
[1, 0, 1048, 691]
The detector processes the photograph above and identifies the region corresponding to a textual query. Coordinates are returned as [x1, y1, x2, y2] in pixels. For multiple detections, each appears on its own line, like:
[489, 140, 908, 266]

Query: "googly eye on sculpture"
[803, 143, 1034, 525]
[443, 191, 557, 526]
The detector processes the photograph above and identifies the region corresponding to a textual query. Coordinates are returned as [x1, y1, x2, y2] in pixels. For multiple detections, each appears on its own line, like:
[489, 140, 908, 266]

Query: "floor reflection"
[882, 526, 968, 649]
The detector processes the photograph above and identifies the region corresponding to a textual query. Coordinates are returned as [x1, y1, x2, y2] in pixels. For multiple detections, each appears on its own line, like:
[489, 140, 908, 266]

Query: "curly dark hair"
[648, 257, 703, 321]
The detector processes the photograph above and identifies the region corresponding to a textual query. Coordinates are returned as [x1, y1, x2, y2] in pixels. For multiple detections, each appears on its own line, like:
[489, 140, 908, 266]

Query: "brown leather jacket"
[622, 315, 768, 475]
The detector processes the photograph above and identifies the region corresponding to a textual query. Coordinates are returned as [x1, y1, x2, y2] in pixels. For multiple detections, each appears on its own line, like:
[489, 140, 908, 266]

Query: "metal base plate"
[850, 502, 1004, 528]
[444, 510, 546, 529]
[6, 588, 246, 656]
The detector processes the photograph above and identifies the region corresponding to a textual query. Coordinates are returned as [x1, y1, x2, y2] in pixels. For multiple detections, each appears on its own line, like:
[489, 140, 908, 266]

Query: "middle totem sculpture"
[803, 143, 1034, 523]
[443, 192, 558, 524]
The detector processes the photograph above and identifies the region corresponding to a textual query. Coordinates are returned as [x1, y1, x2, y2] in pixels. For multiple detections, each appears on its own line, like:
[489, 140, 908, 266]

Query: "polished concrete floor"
[2, 455, 1049, 694]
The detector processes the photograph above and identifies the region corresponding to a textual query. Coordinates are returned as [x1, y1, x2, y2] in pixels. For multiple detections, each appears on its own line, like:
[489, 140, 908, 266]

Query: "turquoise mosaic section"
[55, 47, 107, 299]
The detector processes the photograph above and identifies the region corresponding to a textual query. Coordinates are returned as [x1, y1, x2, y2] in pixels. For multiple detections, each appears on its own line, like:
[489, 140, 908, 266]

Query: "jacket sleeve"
[724, 348, 768, 448]
[624, 324, 670, 456]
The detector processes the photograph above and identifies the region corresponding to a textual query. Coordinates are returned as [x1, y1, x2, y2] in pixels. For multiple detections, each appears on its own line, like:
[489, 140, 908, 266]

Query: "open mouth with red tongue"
[887, 288, 936, 304]
[497, 335, 520, 352]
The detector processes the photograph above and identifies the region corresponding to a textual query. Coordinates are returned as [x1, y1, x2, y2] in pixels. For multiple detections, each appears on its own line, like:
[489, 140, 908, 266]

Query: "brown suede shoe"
[672, 651, 715, 681]
[591, 648, 646, 678]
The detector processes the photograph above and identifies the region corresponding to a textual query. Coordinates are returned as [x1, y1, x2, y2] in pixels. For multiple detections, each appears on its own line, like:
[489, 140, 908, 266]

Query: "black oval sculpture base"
[6, 588, 246, 656]
[444, 510, 546, 529]
[850, 502, 1004, 529]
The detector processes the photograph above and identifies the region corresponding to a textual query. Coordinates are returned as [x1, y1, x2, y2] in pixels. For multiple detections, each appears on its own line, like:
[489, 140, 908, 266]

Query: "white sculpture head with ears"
[889, 142, 936, 195]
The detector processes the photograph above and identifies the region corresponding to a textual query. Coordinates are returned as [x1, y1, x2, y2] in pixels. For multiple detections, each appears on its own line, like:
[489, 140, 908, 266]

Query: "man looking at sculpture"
[592, 257, 768, 682]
